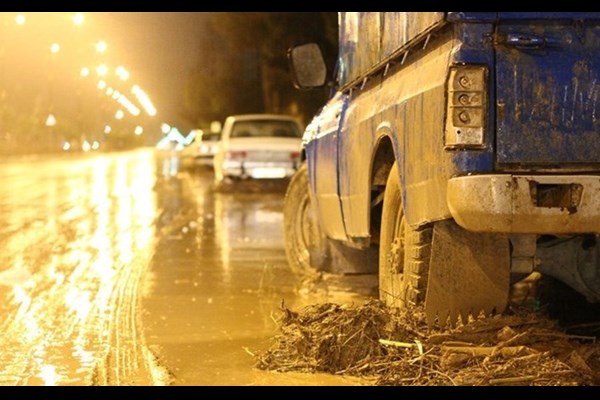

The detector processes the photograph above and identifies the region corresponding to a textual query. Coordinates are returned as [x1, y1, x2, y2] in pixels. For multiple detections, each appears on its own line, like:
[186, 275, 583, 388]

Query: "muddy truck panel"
[286, 12, 600, 326]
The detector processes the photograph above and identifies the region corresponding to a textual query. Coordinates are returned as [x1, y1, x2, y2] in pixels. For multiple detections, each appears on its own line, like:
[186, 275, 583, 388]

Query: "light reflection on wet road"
[0, 150, 159, 385]
[0, 150, 375, 386]
[143, 161, 375, 385]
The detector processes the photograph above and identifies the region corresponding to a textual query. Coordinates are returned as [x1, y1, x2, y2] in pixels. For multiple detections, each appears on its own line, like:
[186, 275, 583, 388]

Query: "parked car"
[181, 129, 222, 170]
[213, 114, 303, 184]
[196, 131, 222, 168]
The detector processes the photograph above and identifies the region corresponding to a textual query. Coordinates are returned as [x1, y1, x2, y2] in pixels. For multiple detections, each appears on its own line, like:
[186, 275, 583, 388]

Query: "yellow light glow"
[50, 43, 60, 54]
[73, 13, 84, 26]
[96, 64, 108, 77]
[45, 114, 56, 127]
[15, 14, 26, 26]
[161, 123, 171, 134]
[115, 110, 124, 120]
[80, 67, 90, 77]
[97, 80, 107, 90]
[96, 40, 107, 53]
[116, 94, 141, 116]
[105, 87, 114, 96]
[131, 85, 157, 117]
[134, 126, 143, 135]
[116, 66, 129, 81]
[82, 140, 91, 152]
[104, 125, 111, 134]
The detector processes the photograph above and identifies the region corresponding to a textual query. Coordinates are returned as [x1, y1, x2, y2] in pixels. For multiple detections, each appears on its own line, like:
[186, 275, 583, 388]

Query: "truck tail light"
[445, 65, 487, 149]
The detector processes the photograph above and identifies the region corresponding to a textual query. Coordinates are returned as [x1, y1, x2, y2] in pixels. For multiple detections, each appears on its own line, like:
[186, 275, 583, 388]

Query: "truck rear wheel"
[283, 162, 330, 277]
[379, 163, 432, 308]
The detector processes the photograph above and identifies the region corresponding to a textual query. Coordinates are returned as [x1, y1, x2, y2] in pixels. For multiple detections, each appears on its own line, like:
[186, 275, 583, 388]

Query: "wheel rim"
[387, 207, 405, 274]
[295, 193, 313, 263]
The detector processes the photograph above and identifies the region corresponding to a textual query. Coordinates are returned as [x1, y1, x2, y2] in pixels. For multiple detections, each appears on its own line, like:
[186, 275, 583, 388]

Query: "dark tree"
[182, 12, 338, 129]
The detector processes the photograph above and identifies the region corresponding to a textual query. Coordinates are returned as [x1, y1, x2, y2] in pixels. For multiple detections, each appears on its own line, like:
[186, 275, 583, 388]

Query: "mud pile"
[256, 300, 600, 385]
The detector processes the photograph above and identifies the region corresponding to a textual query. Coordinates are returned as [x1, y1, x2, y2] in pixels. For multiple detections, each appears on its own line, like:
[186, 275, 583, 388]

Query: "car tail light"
[227, 151, 246, 160]
[290, 151, 300, 160]
[445, 65, 487, 149]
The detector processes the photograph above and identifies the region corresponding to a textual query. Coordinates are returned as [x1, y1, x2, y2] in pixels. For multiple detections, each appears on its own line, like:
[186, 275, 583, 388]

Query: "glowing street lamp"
[80, 67, 90, 77]
[96, 40, 107, 53]
[50, 43, 60, 54]
[104, 125, 112, 134]
[96, 64, 108, 77]
[15, 14, 26, 26]
[115, 110, 124, 120]
[45, 114, 57, 127]
[161, 123, 171, 134]
[134, 125, 143, 135]
[116, 66, 129, 81]
[73, 13, 84, 26]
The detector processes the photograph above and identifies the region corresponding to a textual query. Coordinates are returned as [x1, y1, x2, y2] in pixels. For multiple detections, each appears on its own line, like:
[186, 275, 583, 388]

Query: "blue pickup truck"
[285, 12, 600, 327]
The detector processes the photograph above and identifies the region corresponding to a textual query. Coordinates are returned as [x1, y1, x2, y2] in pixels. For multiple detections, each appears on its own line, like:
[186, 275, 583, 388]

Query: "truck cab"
[284, 12, 600, 327]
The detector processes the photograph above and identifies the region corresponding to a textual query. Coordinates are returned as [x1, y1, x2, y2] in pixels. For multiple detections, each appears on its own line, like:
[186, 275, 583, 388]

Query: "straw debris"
[256, 300, 600, 386]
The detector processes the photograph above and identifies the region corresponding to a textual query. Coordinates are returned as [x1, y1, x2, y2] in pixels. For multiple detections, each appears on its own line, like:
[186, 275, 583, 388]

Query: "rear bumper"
[223, 161, 298, 179]
[447, 174, 600, 234]
[194, 155, 215, 166]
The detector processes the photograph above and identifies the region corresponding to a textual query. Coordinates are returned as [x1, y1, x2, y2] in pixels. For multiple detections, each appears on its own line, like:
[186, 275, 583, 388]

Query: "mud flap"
[425, 220, 510, 328]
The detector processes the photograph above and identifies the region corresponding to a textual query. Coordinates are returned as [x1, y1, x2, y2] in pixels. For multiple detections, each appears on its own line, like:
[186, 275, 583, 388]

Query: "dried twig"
[379, 339, 418, 349]
[488, 375, 536, 385]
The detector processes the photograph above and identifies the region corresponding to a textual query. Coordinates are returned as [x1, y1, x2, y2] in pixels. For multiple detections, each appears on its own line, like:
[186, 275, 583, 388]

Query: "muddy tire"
[283, 162, 330, 277]
[379, 163, 432, 308]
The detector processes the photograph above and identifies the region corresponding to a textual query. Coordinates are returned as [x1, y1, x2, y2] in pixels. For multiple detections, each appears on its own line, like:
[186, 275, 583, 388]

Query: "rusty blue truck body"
[285, 12, 600, 324]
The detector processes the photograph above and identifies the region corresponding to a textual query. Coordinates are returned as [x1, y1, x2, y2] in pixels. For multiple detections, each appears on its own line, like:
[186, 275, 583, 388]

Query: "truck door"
[309, 92, 349, 241]
[495, 13, 600, 165]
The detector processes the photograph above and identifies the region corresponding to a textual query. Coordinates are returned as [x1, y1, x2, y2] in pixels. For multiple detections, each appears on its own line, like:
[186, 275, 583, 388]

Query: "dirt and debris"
[256, 300, 600, 385]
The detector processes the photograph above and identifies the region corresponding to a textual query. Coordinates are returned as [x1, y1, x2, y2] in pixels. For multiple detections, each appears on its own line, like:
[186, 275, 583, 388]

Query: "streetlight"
[116, 66, 129, 81]
[115, 109, 124, 120]
[96, 40, 107, 53]
[15, 14, 26, 26]
[50, 42, 60, 54]
[73, 13, 84, 26]
[45, 114, 57, 127]
[134, 125, 143, 135]
[80, 67, 90, 77]
[96, 64, 108, 77]
[46, 113, 57, 152]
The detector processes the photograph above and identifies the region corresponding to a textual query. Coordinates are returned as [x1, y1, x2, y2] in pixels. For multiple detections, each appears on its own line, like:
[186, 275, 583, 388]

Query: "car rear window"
[203, 132, 221, 141]
[230, 120, 301, 139]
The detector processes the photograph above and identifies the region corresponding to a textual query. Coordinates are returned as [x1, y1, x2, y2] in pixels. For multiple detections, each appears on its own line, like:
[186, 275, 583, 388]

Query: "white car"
[180, 130, 222, 170]
[213, 114, 303, 184]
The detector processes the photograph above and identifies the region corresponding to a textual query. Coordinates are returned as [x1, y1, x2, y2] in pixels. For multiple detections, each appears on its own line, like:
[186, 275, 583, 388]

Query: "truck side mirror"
[288, 43, 327, 89]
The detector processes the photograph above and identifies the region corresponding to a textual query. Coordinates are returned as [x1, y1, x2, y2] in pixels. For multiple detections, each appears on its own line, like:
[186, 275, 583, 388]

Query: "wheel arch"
[369, 122, 402, 245]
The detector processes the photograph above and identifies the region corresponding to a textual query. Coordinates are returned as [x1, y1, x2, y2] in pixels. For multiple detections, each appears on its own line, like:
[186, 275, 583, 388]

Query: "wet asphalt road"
[0, 149, 376, 386]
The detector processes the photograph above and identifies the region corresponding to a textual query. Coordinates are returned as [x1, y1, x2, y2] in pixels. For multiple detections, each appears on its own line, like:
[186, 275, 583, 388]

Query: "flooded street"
[0, 149, 376, 386]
